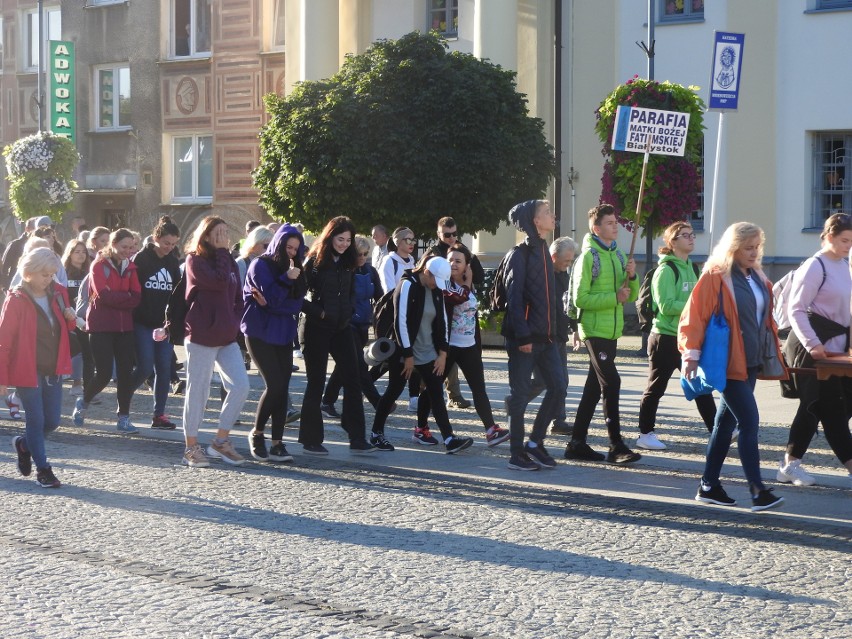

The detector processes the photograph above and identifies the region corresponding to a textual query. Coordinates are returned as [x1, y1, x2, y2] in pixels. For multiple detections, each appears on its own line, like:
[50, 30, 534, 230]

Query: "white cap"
[425, 257, 451, 291]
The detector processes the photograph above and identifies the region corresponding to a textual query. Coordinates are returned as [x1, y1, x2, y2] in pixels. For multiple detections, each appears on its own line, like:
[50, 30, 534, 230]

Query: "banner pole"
[629, 137, 652, 261]
[707, 111, 724, 252]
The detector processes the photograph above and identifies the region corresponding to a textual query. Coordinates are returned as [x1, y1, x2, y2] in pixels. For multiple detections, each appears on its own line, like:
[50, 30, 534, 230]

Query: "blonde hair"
[354, 234, 370, 254]
[22, 236, 51, 255]
[704, 222, 764, 276]
[20, 247, 61, 279]
[240, 225, 274, 259]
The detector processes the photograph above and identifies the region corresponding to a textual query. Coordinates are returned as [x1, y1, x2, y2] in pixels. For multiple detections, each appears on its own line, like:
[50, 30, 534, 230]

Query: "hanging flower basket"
[3, 131, 80, 223]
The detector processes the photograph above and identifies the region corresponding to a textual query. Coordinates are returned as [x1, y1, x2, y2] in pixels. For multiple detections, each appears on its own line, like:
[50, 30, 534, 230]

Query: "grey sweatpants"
[182, 340, 250, 439]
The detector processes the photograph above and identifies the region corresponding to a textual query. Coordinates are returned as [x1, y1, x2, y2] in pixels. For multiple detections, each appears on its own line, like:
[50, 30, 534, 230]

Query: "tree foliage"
[253, 32, 555, 237]
[595, 76, 705, 238]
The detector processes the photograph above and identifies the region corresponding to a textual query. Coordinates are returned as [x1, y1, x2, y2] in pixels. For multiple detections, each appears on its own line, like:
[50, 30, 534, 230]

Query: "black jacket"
[132, 243, 182, 328]
[393, 271, 448, 359]
[0, 233, 28, 290]
[301, 256, 356, 331]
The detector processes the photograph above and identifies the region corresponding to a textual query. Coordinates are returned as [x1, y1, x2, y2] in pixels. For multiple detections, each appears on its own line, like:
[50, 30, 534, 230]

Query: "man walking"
[565, 204, 641, 464]
[501, 200, 567, 471]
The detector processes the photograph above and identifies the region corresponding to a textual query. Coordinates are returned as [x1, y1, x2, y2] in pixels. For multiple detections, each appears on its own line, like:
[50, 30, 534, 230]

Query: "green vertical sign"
[49, 40, 75, 142]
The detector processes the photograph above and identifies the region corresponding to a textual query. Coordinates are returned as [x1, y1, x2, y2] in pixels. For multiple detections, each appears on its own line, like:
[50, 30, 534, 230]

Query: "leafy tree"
[254, 32, 555, 237]
[595, 76, 705, 238]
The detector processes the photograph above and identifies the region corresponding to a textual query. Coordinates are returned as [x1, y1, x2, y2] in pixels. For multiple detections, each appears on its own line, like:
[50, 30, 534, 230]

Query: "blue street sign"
[709, 31, 745, 110]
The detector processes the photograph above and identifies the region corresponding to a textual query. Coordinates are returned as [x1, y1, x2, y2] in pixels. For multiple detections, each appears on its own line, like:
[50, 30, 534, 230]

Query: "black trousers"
[323, 324, 381, 407]
[85, 331, 135, 415]
[420, 343, 495, 429]
[638, 332, 716, 434]
[299, 322, 366, 446]
[246, 336, 293, 441]
[787, 375, 852, 464]
[571, 337, 623, 445]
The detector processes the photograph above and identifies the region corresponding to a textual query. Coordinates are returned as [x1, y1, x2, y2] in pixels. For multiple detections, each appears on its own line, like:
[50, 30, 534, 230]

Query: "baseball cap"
[34, 215, 53, 229]
[425, 257, 451, 291]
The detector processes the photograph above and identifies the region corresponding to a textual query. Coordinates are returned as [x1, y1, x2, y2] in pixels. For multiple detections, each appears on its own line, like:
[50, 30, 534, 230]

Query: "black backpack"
[164, 272, 191, 345]
[489, 243, 527, 313]
[372, 288, 396, 340]
[635, 260, 700, 332]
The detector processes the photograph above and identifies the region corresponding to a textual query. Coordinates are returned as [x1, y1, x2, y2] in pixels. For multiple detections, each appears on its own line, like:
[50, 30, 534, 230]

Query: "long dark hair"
[185, 215, 227, 260]
[153, 215, 180, 240]
[306, 216, 357, 269]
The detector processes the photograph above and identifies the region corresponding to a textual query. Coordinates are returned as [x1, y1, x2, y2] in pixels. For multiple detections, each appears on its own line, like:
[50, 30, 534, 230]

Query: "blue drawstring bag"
[682, 287, 730, 400]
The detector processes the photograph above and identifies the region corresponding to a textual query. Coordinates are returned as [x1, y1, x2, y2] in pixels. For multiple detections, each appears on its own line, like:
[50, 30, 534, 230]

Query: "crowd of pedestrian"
[0, 206, 849, 513]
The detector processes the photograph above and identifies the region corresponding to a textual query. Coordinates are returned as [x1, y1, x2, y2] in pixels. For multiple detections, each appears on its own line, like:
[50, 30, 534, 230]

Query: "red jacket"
[86, 257, 141, 333]
[0, 283, 75, 387]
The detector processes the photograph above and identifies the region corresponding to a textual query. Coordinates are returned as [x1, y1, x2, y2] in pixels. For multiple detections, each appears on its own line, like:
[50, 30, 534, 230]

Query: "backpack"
[372, 288, 396, 340]
[566, 246, 627, 321]
[636, 261, 701, 332]
[164, 272, 191, 345]
[772, 256, 827, 331]
[74, 263, 112, 324]
[489, 243, 528, 313]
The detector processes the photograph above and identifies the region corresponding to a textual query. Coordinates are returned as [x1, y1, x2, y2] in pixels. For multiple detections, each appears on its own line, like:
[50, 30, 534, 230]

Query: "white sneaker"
[776, 459, 815, 486]
[407, 397, 418, 413]
[636, 431, 667, 450]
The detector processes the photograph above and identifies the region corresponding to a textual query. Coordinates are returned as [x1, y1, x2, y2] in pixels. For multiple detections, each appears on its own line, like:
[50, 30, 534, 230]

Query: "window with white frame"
[659, 0, 704, 23]
[811, 133, 851, 227]
[273, 0, 285, 50]
[173, 135, 213, 201]
[429, 0, 458, 37]
[173, 0, 211, 57]
[95, 65, 131, 130]
[23, 6, 61, 72]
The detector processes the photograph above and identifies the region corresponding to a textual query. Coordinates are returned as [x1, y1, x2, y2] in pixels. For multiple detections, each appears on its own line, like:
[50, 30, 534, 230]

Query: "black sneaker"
[564, 440, 606, 461]
[524, 442, 557, 469]
[12, 436, 32, 477]
[35, 466, 61, 488]
[303, 443, 329, 456]
[248, 430, 268, 461]
[447, 397, 472, 409]
[551, 421, 572, 436]
[151, 415, 177, 430]
[751, 489, 784, 512]
[268, 443, 294, 463]
[370, 432, 395, 451]
[695, 484, 736, 506]
[172, 380, 186, 395]
[507, 452, 540, 471]
[607, 442, 642, 464]
[445, 435, 474, 454]
[320, 403, 340, 418]
[349, 439, 378, 454]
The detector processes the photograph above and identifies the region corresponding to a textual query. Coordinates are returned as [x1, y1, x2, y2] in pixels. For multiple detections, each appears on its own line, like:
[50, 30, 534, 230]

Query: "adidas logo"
[145, 268, 174, 291]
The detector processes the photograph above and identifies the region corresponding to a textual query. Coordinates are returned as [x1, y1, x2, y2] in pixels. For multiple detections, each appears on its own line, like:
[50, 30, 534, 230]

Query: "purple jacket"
[240, 224, 306, 346]
[185, 248, 242, 347]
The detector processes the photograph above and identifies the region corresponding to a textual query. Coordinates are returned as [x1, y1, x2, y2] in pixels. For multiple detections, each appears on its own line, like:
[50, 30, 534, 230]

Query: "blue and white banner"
[709, 31, 745, 110]
[611, 106, 690, 157]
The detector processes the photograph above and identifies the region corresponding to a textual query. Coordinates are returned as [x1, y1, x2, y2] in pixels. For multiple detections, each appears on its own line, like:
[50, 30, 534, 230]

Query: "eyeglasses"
[676, 232, 696, 240]
[442, 231, 458, 239]
[400, 237, 416, 243]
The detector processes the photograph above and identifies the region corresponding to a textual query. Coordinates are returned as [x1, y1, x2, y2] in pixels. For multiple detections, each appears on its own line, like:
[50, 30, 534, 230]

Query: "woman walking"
[371, 256, 474, 454]
[62, 238, 92, 397]
[679, 222, 786, 512]
[3, 248, 76, 487]
[299, 216, 376, 455]
[779, 212, 852, 486]
[417, 243, 509, 446]
[242, 223, 306, 463]
[130, 216, 182, 430]
[72, 228, 141, 434]
[636, 222, 716, 450]
[177, 216, 250, 467]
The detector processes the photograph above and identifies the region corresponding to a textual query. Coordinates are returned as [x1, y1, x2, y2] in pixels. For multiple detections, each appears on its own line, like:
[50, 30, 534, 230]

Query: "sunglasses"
[400, 237, 416, 243]
[442, 231, 458, 239]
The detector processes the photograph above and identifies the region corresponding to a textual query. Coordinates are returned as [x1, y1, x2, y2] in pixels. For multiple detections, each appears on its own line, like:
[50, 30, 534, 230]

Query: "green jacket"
[652, 253, 700, 336]
[573, 233, 638, 341]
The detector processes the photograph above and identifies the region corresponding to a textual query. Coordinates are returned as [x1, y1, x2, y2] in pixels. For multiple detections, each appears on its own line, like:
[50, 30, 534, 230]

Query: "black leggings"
[786, 375, 852, 464]
[373, 356, 453, 441]
[246, 336, 293, 442]
[419, 344, 495, 430]
[638, 332, 716, 433]
[85, 331, 135, 415]
[572, 337, 623, 445]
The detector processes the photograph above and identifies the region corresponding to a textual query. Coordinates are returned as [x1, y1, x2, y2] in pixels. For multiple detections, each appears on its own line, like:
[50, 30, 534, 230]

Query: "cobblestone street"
[1, 337, 849, 639]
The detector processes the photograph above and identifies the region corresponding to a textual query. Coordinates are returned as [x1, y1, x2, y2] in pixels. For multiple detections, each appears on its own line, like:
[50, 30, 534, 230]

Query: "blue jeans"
[702, 367, 765, 493]
[17, 375, 63, 470]
[506, 341, 567, 455]
[131, 323, 174, 416]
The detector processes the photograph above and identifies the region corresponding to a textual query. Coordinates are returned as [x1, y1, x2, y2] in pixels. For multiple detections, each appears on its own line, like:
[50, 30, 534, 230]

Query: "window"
[811, 133, 851, 227]
[429, 0, 458, 37]
[173, 0, 211, 57]
[95, 65, 131, 130]
[659, 0, 704, 23]
[273, 0, 285, 50]
[23, 6, 61, 71]
[173, 135, 213, 201]
[691, 139, 705, 230]
[0, 17, 5, 71]
[817, 1, 852, 9]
